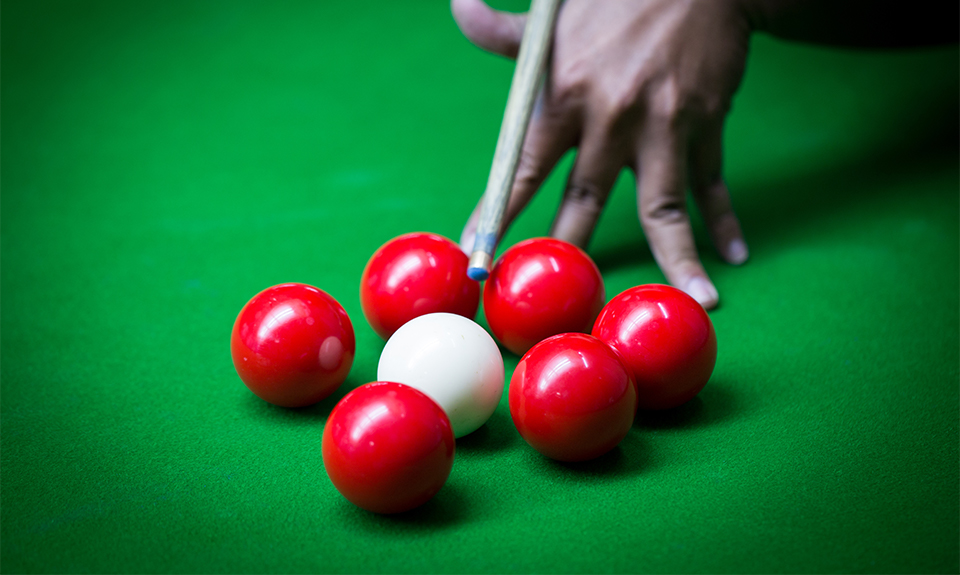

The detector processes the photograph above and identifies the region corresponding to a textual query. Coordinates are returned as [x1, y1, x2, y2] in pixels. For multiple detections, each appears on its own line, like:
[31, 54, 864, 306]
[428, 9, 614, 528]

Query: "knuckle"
[640, 194, 688, 226]
[650, 99, 687, 127]
[511, 146, 549, 197]
[514, 147, 548, 189]
[564, 182, 606, 209]
[550, 75, 587, 109]
[590, 78, 646, 130]
[599, 84, 642, 119]
[699, 94, 728, 119]
[651, 88, 729, 128]
[648, 77, 695, 126]
[549, 53, 595, 109]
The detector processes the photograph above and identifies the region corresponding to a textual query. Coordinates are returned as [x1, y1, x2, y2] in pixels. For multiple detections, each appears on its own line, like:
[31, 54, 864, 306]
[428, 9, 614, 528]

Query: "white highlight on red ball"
[377, 312, 504, 438]
[318, 336, 343, 371]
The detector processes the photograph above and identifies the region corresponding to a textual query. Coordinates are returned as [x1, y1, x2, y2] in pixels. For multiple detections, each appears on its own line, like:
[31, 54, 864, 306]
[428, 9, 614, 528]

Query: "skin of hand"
[454, 0, 753, 310]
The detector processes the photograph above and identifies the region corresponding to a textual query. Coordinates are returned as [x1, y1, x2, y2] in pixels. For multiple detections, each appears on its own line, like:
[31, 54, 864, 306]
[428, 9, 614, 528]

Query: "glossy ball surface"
[509, 333, 637, 462]
[592, 284, 717, 410]
[378, 313, 504, 438]
[231, 283, 354, 407]
[322, 382, 455, 514]
[484, 237, 605, 356]
[360, 232, 480, 340]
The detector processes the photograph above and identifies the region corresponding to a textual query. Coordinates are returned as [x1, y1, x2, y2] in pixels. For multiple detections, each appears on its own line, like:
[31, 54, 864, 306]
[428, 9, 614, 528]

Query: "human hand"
[454, 0, 752, 310]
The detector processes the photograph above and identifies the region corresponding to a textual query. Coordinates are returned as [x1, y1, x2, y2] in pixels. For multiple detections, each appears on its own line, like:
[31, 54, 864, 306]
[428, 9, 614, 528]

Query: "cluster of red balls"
[230, 232, 716, 513]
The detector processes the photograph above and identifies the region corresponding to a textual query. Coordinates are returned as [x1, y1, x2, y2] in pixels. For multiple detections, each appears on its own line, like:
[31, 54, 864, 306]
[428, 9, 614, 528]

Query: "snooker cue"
[466, 0, 561, 281]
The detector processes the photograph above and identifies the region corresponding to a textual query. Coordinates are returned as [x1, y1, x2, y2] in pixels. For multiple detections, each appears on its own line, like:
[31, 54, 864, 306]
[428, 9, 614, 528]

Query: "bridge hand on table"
[453, 0, 752, 310]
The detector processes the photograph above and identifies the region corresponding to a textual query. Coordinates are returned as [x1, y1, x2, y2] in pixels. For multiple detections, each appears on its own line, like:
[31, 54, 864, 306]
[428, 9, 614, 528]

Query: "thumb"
[451, 0, 527, 59]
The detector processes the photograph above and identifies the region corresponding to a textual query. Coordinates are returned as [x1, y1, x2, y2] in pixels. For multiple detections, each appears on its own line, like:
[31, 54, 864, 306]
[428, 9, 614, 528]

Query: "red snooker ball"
[322, 381, 456, 514]
[360, 232, 480, 340]
[592, 284, 717, 410]
[509, 333, 637, 462]
[231, 283, 355, 407]
[484, 238, 605, 356]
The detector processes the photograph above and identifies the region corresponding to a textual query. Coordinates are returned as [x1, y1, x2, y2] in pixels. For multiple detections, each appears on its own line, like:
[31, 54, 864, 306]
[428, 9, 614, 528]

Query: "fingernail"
[685, 277, 719, 309]
[726, 239, 749, 265]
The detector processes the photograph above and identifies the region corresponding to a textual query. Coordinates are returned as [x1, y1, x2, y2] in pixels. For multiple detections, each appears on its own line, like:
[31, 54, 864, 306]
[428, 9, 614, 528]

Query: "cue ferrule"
[467, 252, 493, 281]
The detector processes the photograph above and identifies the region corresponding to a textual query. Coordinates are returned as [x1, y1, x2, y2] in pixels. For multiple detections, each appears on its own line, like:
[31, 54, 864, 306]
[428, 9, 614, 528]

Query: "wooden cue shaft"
[466, 0, 561, 281]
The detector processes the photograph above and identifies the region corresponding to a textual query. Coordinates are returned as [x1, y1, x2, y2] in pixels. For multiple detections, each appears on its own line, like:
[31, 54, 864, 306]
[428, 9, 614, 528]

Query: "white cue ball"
[377, 312, 504, 438]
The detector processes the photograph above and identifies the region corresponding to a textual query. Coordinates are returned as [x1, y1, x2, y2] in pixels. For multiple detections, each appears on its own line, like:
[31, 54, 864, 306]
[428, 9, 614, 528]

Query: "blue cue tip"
[467, 233, 496, 282]
[467, 267, 490, 282]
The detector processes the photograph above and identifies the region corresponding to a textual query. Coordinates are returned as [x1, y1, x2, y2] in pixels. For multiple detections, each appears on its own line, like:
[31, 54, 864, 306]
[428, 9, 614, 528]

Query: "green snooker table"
[2, 1, 958, 573]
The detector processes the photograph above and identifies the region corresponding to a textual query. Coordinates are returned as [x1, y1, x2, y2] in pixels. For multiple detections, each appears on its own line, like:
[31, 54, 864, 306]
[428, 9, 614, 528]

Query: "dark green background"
[3, 1, 958, 573]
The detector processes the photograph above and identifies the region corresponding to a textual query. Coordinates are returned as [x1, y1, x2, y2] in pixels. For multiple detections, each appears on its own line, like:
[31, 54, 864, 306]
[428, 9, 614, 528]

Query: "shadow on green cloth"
[591, 97, 959, 278]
